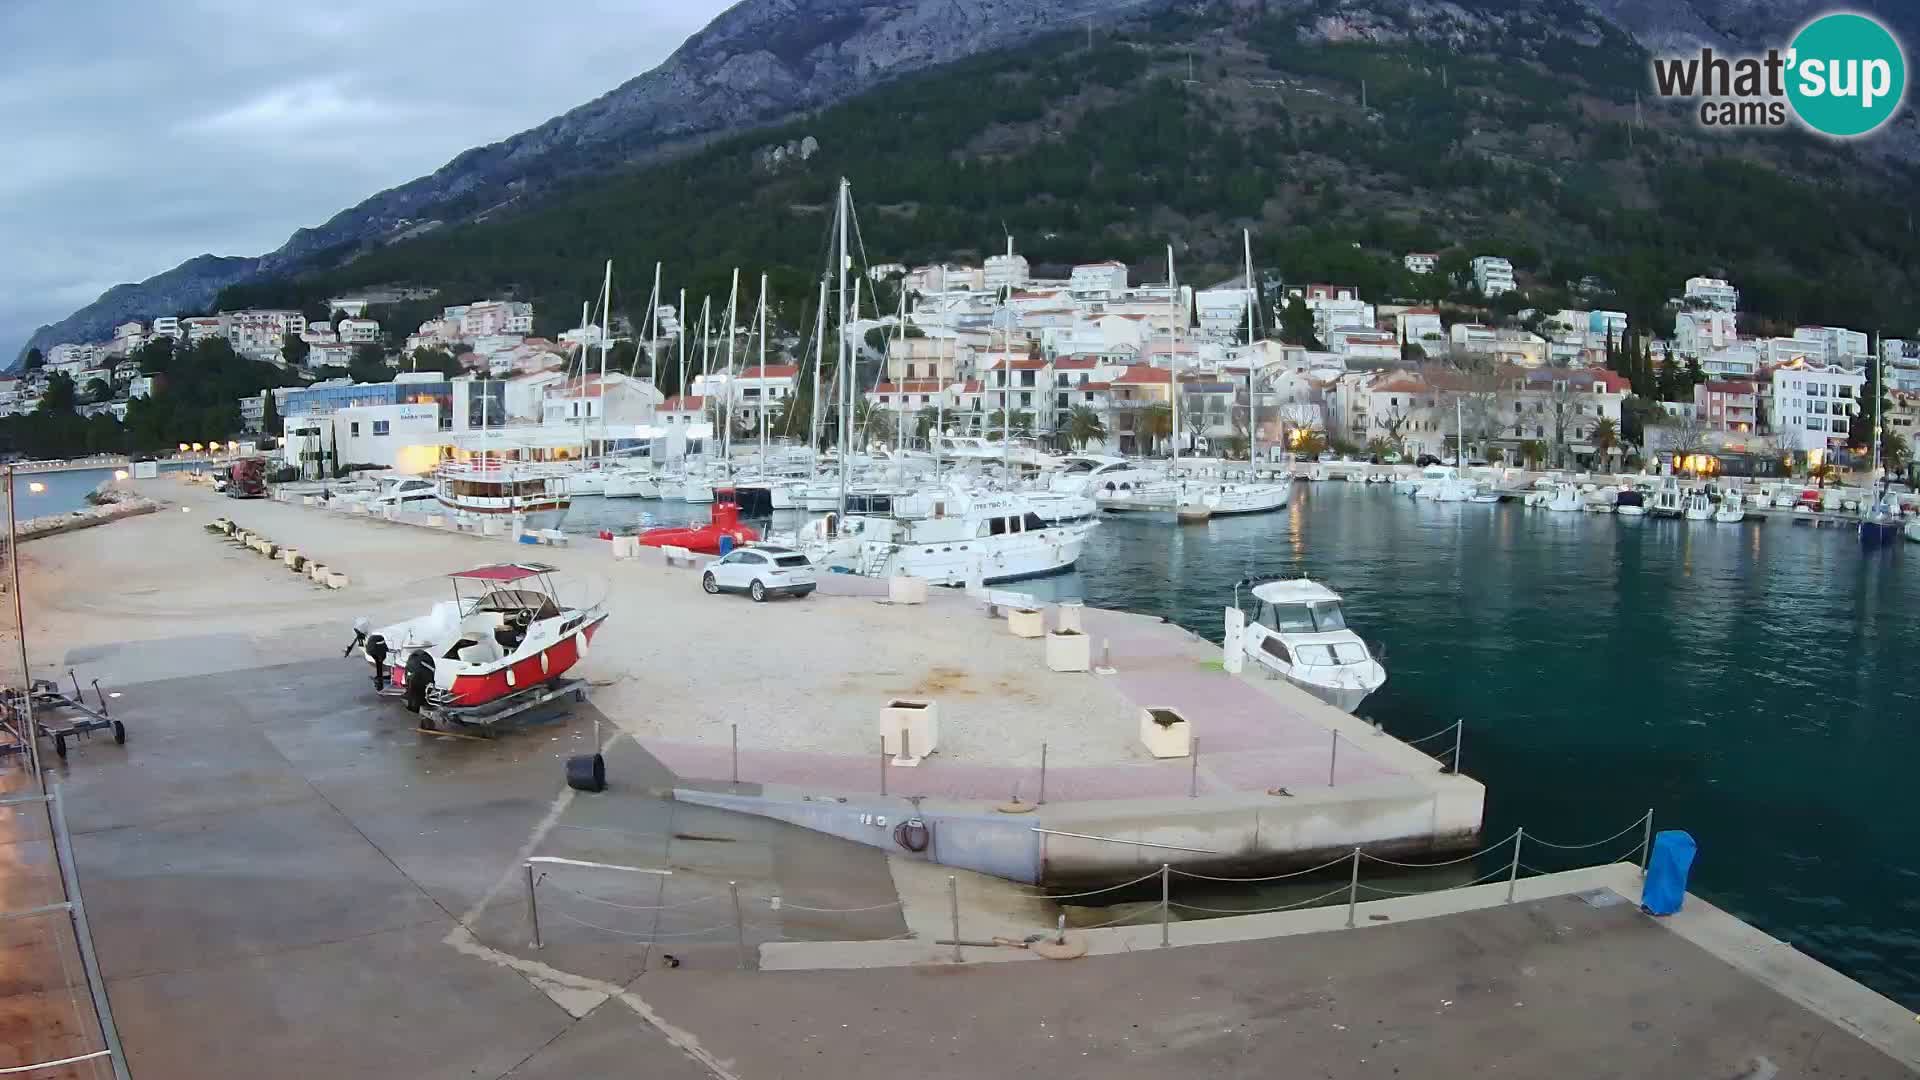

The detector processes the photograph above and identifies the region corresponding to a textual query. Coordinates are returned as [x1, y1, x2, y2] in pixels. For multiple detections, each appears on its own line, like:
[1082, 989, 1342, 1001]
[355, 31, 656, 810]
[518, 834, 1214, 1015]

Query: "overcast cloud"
[0, 0, 733, 359]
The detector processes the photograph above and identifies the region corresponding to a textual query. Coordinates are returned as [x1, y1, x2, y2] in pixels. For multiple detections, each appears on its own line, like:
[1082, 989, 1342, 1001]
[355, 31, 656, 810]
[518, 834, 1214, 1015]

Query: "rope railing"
[513, 808, 1658, 967]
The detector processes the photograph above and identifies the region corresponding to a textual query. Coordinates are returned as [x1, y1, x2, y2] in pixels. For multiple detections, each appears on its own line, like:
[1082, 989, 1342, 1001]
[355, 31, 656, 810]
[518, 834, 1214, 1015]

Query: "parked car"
[701, 545, 817, 601]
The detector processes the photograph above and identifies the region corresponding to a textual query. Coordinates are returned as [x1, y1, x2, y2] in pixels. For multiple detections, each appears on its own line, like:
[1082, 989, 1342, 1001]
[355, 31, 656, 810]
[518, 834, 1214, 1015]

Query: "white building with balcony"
[984, 250, 1030, 291]
[1403, 252, 1438, 275]
[1069, 261, 1129, 296]
[1683, 276, 1740, 311]
[1770, 361, 1864, 453]
[1675, 310, 1737, 355]
[338, 317, 382, 344]
[1327, 328, 1399, 362]
[151, 316, 181, 339]
[1396, 309, 1445, 355]
[1471, 256, 1516, 297]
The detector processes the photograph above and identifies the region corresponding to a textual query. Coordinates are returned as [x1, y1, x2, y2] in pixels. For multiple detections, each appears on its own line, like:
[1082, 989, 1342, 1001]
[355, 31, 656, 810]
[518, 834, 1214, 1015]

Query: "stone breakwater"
[17, 484, 161, 541]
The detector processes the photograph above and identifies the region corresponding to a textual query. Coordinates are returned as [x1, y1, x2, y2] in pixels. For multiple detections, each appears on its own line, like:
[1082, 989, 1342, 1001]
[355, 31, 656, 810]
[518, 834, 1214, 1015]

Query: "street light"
[27, 481, 45, 494]
[114, 470, 128, 481]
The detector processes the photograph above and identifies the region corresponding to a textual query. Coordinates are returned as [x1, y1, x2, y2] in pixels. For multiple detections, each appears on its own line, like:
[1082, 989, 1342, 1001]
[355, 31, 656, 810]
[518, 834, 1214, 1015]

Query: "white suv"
[701, 545, 818, 601]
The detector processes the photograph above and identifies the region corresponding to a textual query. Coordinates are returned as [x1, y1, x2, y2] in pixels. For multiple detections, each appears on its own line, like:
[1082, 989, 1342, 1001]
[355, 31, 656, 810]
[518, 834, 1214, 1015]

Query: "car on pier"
[701, 544, 817, 602]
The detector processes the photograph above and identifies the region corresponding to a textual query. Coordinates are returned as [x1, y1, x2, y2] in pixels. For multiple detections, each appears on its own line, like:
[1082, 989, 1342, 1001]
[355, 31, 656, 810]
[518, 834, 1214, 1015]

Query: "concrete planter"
[1045, 629, 1091, 672]
[282, 548, 301, 569]
[324, 572, 349, 589]
[888, 574, 928, 605]
[879, 698, 940, 758]
[307, 563, 328, 582]
[1008, 608, 1045, 639]
[481, 518, 504, 537]
[1054, 601, 1085, 634]
[1139, 707, 1192, 759]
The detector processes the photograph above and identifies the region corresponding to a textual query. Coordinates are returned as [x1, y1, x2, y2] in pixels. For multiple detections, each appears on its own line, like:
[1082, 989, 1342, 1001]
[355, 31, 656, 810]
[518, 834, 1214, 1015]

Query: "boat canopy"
[451, 562, 558, 582]
[1251, 579, 1342, 605]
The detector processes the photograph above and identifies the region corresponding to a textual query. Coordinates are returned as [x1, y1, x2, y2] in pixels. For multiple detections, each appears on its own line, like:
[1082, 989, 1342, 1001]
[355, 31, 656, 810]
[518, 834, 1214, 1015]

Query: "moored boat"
[435, 461, 572, 531]
[1235, 579, 1386, 713]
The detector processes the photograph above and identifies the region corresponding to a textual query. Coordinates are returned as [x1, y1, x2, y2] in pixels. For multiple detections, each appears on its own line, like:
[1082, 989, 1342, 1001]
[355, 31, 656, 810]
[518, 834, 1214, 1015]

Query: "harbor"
[6, 472, 1920, 1079]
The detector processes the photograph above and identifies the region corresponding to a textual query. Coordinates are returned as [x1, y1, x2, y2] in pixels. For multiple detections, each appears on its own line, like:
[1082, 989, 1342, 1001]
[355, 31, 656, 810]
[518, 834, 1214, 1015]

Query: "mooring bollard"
[948, 876, 962, 963]
[1328, 731, 1340, 787]
[731, 723, 739, 787]
[525, 863, 541, 949]
[1451, 719, 1464, 775]
[1038, 742, 1048, 806]
[1639, 809, 1654, 876]
[879, 738, 887, 796]
[1189, 738, 1201, 797]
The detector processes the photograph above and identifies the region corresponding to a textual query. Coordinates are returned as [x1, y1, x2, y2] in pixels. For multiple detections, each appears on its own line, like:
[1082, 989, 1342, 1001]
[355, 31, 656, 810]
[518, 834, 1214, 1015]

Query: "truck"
[225, 456, 268, 499]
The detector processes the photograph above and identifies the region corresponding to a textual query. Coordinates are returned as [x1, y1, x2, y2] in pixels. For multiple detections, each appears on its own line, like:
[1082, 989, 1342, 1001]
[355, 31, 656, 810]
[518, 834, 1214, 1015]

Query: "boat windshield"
[1266, 601, 1348, 633]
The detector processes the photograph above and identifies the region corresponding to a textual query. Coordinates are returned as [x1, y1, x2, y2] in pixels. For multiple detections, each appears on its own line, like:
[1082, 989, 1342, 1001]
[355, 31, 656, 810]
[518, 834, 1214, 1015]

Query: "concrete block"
[325, 572, 349, 589]
[308, 563, 328, 582]
[888, 575, 928, 605]
[1139, 707, 1192, 759]
[1055, 601, 1085, 633]
[879, 699, 939, 757]
[1045, 629, 1091, 673]
[1008, 607, 1045, 639]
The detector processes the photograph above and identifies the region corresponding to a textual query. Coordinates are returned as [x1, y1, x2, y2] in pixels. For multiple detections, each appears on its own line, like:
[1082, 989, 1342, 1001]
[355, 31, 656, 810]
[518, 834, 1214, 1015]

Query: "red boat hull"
[636, 523, 759, 555]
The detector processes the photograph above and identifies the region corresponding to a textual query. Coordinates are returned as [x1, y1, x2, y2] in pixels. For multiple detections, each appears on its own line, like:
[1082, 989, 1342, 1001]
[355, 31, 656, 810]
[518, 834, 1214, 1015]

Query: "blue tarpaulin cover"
[1640, 830, 1696, 916]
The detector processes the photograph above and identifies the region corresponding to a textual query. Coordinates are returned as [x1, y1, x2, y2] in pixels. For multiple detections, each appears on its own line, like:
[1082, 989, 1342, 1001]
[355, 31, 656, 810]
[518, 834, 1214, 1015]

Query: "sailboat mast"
[757, 272, 769, 468]
[676, 287, 686, 407]
[597, 259, 612, 461]
[836, 177, 851, 522]
[721, 268, 740, 472]
[812, 276, 827, 468]
[647, 261, 662, 384]
[1168, 244, 1180, 465]
[1001, 310, 1011, 478]
[895, 286, 907, 452]
[1245, 228, 1258, 465]
[577, 300, 590, 463]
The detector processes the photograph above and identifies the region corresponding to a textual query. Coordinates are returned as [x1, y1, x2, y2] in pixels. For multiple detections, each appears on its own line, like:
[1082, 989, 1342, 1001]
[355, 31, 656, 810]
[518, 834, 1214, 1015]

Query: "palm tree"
[1589, 416, 1619, 464]
[1293, 430, 1329, 459]
[985, 409, 1034, 437]
[1518, 439, 1548, 469]
[913, 406, 940, 446]
[1138, 403, 1173, 456]
[1065, 404, 1108, 450]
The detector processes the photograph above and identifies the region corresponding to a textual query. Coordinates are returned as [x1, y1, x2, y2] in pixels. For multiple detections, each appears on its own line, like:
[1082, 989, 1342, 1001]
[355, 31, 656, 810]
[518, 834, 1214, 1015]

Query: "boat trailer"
[0, 671, 127, 761]
[416, 676, 590, 736]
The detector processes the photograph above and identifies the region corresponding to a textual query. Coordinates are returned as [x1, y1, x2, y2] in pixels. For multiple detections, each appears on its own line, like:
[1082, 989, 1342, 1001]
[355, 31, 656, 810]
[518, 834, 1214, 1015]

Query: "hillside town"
[9, 252, 1919, 483]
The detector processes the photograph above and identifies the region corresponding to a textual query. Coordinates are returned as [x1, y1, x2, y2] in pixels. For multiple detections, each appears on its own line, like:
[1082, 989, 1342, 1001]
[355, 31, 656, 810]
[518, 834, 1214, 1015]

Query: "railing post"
[1506, 828, 1523, 903]
[1189, 737, 1200, 798]
[1345, 847, 1361, 928]
[730, 881, 747, 970]
[731, 723, 738, 787]
[525, 862, 541, 948]
[1159, 864, 1171, 948]
[50, 785, 132, 1080]
[1639, 809, 1654, 876]
[1450, 719, 1463, 775]
[1038, 742, 1048, 806]
[1328, 730, 1339, 787]
[879, 738, 887, 797]
[948, 875, 962, 963]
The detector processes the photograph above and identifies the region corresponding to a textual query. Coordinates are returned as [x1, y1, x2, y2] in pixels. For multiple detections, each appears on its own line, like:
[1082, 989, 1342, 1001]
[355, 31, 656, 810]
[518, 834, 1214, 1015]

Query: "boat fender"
[506, 667, 517, 688]
[575, 631, 588, 658]
[540, 652, 550, 675]
[893, 817, 931, 853]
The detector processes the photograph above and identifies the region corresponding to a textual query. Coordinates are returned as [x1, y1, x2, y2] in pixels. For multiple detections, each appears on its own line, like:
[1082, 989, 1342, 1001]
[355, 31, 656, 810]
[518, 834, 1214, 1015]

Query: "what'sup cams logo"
[1650, 12, 1907, 137]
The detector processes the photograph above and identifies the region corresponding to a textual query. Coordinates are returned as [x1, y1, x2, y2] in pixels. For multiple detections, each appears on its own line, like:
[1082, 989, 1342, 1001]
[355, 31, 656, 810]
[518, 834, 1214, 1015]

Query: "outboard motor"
[342, 617, 370, 659]
[363, 634, 389, 689]
[403, 652, 435, 714]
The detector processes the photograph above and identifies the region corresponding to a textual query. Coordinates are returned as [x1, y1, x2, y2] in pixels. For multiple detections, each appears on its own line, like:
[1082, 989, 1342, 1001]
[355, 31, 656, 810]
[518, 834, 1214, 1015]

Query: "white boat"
[564, 469, 608, 497]
[1713, 496, 1746, 523]
[1414, 465, 1474, 503]
[1583, 486, 1619, 513]
[357, 473, 439, 511]
[1186, 481, 1290, 516]
[796, 491, 1088, 585]
[435, 461, 572, 531]
[602, 465, 661, 499]
[1237, 579, 1386, 714]
[1905, 519, 1920, 543]
[1615, 489, 1648, 517]
[353, 562, 606, 718]
[1682, 488, 1714, 521]
[1649, 478, 1685, 518]
[683, 477, 715, 503]
[1544, 482, 1584, 513]
[1306, 463, 1329, 482]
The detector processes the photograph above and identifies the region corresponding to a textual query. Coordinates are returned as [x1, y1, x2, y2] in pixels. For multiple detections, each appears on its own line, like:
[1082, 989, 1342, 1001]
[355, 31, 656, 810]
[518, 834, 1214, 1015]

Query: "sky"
[0, 0, 734, 361]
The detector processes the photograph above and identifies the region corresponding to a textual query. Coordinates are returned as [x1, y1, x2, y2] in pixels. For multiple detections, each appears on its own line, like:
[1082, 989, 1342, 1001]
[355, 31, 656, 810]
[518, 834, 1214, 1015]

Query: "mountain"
[21, 0, 1920, 364]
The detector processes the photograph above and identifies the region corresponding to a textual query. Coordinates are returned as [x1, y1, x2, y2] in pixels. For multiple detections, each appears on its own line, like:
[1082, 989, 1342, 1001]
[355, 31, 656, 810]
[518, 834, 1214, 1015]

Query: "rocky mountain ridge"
[20, 0, 1917, 364]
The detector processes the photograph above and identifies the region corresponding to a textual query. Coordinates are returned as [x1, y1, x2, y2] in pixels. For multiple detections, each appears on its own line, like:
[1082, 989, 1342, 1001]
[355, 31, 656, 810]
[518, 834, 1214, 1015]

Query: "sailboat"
[1860, 339, 1902, 548]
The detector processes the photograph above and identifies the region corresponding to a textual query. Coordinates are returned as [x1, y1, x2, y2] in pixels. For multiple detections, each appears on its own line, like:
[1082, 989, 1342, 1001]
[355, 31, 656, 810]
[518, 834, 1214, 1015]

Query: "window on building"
[372, 420, 390, 436]
[349, 422, 360, 436]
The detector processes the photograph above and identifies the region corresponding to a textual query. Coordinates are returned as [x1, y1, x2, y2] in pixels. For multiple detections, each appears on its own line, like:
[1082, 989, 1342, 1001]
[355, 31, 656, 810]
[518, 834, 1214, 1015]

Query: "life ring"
[893, 818, 931, 852]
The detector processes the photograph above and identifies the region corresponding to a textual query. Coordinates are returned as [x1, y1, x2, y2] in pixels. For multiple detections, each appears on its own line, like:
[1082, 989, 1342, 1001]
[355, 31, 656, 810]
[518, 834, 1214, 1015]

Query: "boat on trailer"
[353, 563, 607, 727]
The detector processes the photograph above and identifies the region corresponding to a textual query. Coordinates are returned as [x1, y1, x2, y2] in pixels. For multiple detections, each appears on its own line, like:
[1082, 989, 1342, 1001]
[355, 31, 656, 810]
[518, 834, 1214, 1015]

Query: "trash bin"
[1640, 830, 1696, 916]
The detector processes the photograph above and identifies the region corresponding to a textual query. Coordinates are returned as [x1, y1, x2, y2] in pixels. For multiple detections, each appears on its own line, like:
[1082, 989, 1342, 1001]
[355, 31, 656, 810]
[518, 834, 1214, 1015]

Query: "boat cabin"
[1247, 580, 1371, 666]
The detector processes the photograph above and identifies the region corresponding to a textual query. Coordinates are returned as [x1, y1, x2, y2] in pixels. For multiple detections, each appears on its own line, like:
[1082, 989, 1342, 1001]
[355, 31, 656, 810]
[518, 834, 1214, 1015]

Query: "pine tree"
[1655, 347, 1678, 401]
[1604, 330, 1618, 373]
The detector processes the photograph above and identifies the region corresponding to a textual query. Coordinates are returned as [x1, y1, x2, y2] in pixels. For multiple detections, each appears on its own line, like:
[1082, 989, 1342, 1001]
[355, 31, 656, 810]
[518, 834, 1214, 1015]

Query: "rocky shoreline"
[17, 483, 162, 542]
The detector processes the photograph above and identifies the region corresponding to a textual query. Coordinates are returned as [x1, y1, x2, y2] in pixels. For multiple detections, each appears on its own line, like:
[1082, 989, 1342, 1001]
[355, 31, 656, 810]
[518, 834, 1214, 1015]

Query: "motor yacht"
[1236, 579, 1386, 713]
[435, 461, 572, 531]
[795, 490, 1089, 585]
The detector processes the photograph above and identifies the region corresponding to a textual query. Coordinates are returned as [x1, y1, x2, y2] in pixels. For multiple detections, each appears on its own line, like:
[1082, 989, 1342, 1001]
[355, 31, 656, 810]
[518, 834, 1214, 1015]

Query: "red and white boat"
[355, 563, 607, 716]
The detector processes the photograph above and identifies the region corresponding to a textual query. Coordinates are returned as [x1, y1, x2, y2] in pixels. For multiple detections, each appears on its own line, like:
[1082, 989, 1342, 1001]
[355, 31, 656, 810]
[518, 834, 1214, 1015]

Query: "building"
[151, 316, 181, 339]
[1674, 310, 1736, 355]
[1326, 328, 1399, 363]
[1282, 285, 1374, 340]
[541, 372, 664, 429]
[459, 301, 534, 337]
[227, 310, 306, 356]
[326, 297, 369, 317]
[337, 317, 382, 344]
[1449, 323, 1500, 356]
[287, 402, 443, 473]
[904, 264, 986, 295]
[1471, 256, 1516, 297]
[302, 322, 338, 345]
[1585, 310, 1629, 347]
[983, 248, 1030, 291]
[1683, 276, 1740, 312]
[110, 321, 146, 356]
[1396, 309, 1446, 355]
[1883, 338, 1920, 392]
[183, 317, 225, 343]
[1770, 360, 1864, 454]
[128, 375, 159, 400]
[240, 394, 266, 433]
[1697, 343, 1763, 379]
[1069, 261, 1129, 296]
[689, 364, 795, 429]
[308, 342, 354, 369]
[1795, 326, 1870, 367]
[1403, 253, 1438, 275]
[1694, 380, 1760, 432]
[47, 343, 98, 371]
[886, 335, 969, 383]
[281, 373, 454, 428]
[1193, 289, 1251, 339]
